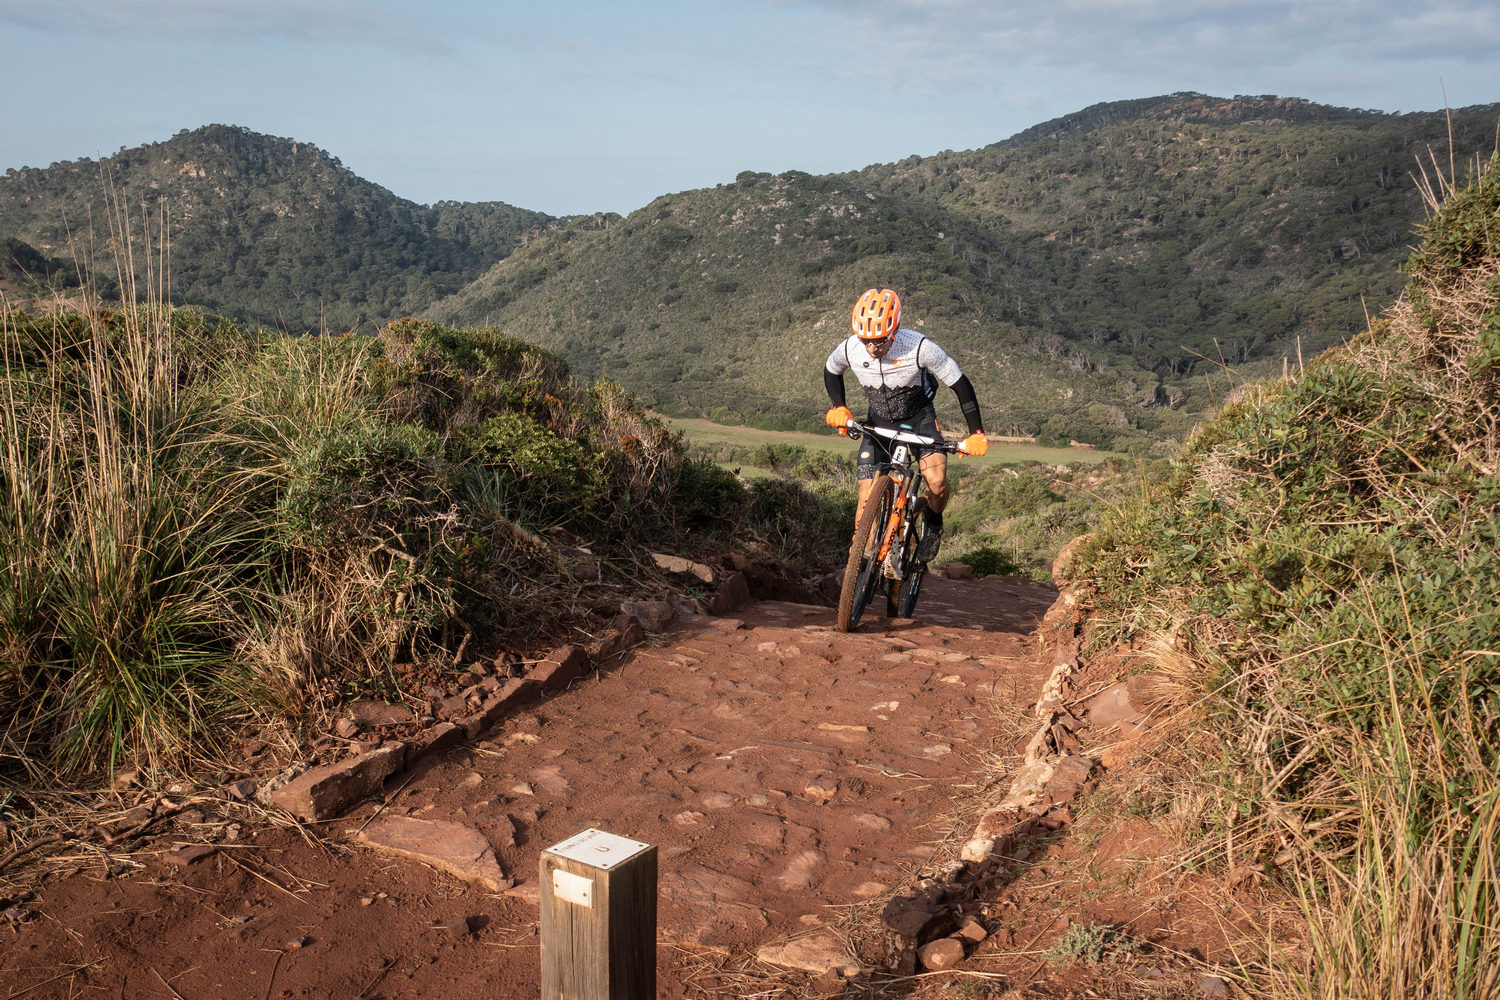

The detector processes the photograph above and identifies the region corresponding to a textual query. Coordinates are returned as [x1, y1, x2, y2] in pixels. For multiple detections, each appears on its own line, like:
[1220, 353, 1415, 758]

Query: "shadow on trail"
[850, 574, 1058, 639]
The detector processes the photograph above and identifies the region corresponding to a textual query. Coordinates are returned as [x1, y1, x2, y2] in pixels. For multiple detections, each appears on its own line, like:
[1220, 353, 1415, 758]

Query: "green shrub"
[672, 458, 747, 540]
[471, 412, 603, 530]
[751, 442, 809, 474]
[280, 420, 452, 551]
[744, 476, 855, 569]
[958, 545, 1022, 578]
[791, 449, 854, 483]
[1045, 923, 1143, 966]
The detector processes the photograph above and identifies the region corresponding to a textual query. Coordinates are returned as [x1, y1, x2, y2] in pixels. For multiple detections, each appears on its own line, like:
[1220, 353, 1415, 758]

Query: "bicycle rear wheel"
[837, 476, 895, 632]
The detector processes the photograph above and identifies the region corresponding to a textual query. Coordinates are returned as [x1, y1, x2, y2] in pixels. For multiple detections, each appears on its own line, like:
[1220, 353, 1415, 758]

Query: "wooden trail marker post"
[540, 828, 657, 1000]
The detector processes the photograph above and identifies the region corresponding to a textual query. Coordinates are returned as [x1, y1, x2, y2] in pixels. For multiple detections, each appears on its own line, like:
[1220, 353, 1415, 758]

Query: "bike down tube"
[875, 483, 907, 565]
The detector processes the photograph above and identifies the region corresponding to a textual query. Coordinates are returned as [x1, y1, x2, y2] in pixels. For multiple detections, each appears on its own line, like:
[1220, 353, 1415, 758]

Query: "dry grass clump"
[0, 301, 264, 779]
[1068, 149, 1500, 996]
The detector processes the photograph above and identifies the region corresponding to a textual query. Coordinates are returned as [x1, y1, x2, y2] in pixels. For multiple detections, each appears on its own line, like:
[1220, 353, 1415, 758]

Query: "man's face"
[863, 334, 894, 360]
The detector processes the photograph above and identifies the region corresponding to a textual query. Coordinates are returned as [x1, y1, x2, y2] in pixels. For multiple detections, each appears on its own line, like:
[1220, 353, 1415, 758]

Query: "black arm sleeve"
[824, 368, 847, 408]
[952, 374, 983, 435]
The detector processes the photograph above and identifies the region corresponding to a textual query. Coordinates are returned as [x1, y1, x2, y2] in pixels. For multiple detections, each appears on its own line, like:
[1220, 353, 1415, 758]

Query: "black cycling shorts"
[855, 406, 944, 481]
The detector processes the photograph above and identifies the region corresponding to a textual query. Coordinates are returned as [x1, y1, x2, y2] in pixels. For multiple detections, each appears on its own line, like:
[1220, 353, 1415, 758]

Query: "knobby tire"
[836, 476, 895, 632]
[891, 497, 928, 620]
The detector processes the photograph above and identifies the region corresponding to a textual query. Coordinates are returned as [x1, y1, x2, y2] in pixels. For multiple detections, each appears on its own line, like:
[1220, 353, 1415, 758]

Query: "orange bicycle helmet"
[852, 288, 901, 340]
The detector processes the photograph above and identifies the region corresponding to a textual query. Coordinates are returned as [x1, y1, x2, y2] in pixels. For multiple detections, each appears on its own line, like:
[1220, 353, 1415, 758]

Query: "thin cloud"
[0, 0, 452, 54]
[751, 0, 1500, 89]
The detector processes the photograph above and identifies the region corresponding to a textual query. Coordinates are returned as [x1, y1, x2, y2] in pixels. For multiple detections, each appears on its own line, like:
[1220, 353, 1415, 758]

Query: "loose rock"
[163, 844, 218, 867]
[1199, 975, 1232, 997]
[918, 937, 965, 970]
[755, 930, 854, 974]
[955, 917, 988, 943]
[223, 779, 257, 801]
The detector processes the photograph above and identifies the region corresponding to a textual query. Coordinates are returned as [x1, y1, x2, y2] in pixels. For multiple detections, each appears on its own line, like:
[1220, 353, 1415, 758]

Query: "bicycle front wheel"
[889, 497, 927, 620]
[836, 476, 895, 632]
[894, 558, 928, 619]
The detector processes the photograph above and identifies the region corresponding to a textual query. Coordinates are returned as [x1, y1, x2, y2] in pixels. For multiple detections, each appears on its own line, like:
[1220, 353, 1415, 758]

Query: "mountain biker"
[823, 288, 988, 562]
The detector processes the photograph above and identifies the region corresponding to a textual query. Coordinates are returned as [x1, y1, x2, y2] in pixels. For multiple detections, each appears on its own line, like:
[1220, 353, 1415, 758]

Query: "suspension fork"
[875, 471, 911, 564]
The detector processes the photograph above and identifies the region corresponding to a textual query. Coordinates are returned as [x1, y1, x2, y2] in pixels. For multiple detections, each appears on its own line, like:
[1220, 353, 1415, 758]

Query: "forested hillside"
[428, 94, 1500, 447]
[0, 125, 556, 331]
[5, 98, 1497, 448]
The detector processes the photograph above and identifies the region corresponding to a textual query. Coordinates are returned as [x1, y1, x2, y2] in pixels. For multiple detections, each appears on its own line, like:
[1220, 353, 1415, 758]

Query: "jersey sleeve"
[920, 338, 964, 386]
[825, 338, 852, 375]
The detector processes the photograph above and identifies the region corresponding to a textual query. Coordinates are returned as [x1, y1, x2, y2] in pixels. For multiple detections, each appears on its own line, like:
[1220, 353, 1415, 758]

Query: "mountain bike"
[834, 419, 967, 632]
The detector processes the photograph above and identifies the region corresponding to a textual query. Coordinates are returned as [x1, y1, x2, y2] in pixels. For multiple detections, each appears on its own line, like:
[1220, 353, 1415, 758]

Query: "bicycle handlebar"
[842, 418, 968, 454]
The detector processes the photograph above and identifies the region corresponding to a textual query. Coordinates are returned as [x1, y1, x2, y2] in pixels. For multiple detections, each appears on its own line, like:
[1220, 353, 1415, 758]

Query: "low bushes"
[0, 308, 838, 780]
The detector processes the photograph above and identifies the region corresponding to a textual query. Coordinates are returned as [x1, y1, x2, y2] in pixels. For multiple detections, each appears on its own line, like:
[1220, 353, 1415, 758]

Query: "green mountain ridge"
[0, 124, 558, 331]
[425, 93, 1500, 446]
[999, 91, 1420, 146]
[5, 97, 1497, 449]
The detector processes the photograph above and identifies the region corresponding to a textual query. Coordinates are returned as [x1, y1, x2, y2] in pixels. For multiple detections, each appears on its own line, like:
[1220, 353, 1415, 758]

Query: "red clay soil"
[2, 575, 1260, 999]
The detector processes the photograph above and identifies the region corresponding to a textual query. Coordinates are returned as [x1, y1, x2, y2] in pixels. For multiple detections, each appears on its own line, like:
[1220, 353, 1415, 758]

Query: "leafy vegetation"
[1044, 921, 1145, 966]
[1, 235, 100, 295]
[0, 125, 557, 332]
[1068, 151, 1500, 996]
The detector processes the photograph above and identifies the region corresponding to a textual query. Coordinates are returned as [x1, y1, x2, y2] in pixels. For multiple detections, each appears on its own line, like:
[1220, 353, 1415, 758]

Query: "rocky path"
[3, 574, 1059, 999]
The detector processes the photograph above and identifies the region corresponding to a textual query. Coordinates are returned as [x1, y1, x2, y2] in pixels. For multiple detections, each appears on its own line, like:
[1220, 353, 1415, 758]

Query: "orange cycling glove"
[825, 406, 853, 434]
[960, 432, 989, 457]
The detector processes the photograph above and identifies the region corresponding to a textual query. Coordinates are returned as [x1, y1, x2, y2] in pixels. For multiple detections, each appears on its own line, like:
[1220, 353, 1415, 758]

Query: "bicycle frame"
[872, 440, 919, 568]
[835, 419, 960, 631]
[854, 423, 945, 567]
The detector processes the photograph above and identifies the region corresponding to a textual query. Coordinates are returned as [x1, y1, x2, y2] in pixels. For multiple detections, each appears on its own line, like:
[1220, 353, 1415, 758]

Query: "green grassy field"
[666, 416, 1122, 468]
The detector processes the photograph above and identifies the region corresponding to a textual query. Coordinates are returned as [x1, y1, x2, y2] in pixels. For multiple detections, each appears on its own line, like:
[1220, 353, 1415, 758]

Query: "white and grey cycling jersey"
[824, 328, 964, 423]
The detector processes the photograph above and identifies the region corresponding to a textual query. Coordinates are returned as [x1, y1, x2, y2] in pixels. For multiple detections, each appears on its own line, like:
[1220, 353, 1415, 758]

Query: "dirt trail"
[3, 575, 1060, 999]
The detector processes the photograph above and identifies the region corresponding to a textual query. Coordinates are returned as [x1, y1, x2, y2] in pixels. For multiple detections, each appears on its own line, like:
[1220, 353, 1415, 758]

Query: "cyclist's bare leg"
[919, 452, 949, 514]
[915, 451, 948, 563]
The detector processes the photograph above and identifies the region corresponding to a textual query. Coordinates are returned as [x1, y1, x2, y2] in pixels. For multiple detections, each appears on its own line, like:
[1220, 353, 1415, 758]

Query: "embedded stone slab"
[1084, 681, 1149, 728]
[620, 599, 678, 632]
[651, 552, 715, 583]
[529, 644, 589, 693]
[709, 571, 752, 615]
[268, 743, 405, 822]
[356, 815, 510, 891]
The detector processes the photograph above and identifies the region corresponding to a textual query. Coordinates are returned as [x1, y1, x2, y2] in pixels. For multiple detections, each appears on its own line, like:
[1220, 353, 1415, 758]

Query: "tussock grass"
[1069, 149, 1500, 996]
[0, 301, 265, 778]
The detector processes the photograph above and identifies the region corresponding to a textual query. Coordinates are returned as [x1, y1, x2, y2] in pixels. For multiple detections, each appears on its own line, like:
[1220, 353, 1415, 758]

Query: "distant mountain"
[5, 99, 1497, 449]
[425, 94, 1500, 447]
[0, 125, 557, 331]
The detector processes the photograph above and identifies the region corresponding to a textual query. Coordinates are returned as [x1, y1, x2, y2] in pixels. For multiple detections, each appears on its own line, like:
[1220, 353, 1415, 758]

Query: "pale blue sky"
[2, 0, 1495, 216]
